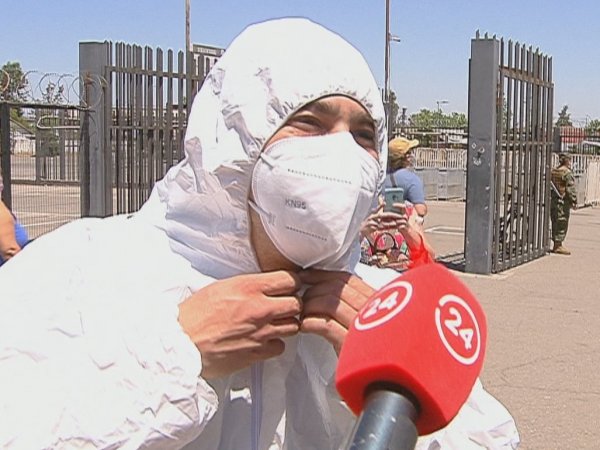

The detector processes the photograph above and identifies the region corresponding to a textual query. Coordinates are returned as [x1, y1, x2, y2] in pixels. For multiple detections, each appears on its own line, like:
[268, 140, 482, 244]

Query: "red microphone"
[337, 263, 487, 449]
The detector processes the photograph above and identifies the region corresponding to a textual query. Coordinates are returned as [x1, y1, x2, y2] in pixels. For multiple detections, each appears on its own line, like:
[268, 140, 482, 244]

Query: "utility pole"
[435, 100, 449, 149]
[384, 0, 401, 137]
[185, 0, 191, 54]
[384, 0, 391, 109]
[185, 0, 192, 116]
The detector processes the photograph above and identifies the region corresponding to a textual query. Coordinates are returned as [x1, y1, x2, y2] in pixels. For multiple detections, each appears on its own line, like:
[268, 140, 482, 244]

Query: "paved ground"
[425, 201, 600, 450]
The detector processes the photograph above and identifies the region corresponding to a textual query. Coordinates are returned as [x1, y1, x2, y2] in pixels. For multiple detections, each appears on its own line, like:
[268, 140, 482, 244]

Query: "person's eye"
[288, 114, 323, 132]
[353, 129, 377, 151]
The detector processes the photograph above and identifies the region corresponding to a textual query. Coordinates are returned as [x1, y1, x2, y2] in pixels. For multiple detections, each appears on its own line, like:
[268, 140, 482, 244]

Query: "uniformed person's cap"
[559, 153, 571, 163]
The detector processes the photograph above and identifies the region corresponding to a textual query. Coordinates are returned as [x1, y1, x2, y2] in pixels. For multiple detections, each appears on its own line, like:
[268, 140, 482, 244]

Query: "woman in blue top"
[384, 137, 428, 221]
[0, 173, 29, 265]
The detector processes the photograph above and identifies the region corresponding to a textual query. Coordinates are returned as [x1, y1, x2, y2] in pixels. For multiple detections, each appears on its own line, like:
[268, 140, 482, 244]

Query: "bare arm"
[413, 203, 428, 218]
[0, 200, 21, 261]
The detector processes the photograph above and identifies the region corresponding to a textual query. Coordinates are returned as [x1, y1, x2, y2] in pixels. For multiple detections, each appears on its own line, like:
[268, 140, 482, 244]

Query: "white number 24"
[444, 307, 474, 350]
[363, 292, 399, 319]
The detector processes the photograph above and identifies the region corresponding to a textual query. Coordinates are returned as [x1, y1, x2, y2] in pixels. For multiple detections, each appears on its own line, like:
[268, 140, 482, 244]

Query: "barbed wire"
[0, 69, 107, 109]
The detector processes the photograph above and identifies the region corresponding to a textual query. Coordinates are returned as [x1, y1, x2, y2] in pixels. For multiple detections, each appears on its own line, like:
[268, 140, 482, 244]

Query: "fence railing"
[412, 147, 600, 206]
[1, 102, 88, 238]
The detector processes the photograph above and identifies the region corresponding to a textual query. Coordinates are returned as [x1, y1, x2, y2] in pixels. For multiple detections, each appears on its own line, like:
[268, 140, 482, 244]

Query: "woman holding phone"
[359, 195, 435, 271]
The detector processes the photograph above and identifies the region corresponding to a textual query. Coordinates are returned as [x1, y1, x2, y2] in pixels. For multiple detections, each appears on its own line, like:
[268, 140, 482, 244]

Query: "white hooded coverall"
[0, 18, 519, 450]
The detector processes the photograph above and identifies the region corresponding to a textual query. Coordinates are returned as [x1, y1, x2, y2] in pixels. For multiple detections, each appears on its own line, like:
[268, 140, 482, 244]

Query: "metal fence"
[1, 96, 89, 238]
[464, 33, 554, 274]
[554, 126, 600, 155]
[80, 41, 205, 217]
[109, 43, 206, 213]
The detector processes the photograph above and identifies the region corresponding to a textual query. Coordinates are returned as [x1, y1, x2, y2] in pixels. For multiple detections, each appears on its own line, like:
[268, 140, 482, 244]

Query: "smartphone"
[383, 187, 405, 212]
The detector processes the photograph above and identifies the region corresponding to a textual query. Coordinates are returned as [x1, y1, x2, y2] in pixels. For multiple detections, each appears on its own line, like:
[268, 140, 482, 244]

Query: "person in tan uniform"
[550, 153, 578, 255]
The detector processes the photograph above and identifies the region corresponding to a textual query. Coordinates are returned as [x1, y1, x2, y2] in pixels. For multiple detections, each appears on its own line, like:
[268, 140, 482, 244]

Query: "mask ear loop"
[248, 199, 275, 226]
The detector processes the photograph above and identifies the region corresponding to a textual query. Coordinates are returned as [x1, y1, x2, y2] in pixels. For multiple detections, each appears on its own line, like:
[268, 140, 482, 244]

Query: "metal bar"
[0, 103, 12, 207]
[493, 38, 505, 272]
[507, 42, 519, 268]
[543, 56, 554, 252]
[166, 50, 174, 170]
[177, 51, 185, 161]
[145, 46, 154, 198]
[532, 51, 543, 254]
[514, 43, 525, 265]
[464, 35, 500, 274]
[156, 48, 164, 187]
[127, 44, 135, 213]
[79, 41, 111, 217]
[0, 101, 88, 111]
[135, 45, 144, 211]
[520, 46, 532, 262]
[115, 42, 124, 214]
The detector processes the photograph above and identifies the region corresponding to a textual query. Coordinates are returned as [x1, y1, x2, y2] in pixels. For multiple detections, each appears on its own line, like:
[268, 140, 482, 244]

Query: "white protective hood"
[138, 17, 388, 278]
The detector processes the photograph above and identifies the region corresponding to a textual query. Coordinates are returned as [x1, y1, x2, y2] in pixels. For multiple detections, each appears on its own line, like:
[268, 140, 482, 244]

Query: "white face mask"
[249, 132, 381, 270]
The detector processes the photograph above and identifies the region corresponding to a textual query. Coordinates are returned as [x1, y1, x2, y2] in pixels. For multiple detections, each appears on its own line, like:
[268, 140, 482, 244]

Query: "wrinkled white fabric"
[0, 17, 519, 450]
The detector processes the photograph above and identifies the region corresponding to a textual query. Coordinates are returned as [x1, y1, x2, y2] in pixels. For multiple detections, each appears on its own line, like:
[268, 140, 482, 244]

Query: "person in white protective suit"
[0, 18, 520, 450]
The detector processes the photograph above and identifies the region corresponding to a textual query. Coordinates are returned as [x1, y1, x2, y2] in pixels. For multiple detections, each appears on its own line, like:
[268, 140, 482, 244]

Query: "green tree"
[555, 105, 573, 127]
[409, 109, 436, 128]
[585, 119, 600, 133]
[0, 61, 28, 103]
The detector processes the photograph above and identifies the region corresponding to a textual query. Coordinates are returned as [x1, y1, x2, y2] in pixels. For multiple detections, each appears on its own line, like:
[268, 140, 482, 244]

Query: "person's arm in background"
[413, 202, 428, 218]
[564, 171, 578, 209]
[0, 199, 21, 262]
[404, 174, 428, 219]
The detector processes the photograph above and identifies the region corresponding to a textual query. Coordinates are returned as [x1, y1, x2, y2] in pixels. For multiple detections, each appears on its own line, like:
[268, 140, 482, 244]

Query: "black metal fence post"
[0, 102, 11, 207]
[79, 41, 112, 217]
[464, 35, 500, 275]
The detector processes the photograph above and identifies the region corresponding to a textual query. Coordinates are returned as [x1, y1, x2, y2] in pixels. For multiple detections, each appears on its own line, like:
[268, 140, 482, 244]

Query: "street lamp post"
[384, 0, 401, 137]
[436, 100, 449, 114]
[185, 0, 191, 54]
[435, 100, 449, 149]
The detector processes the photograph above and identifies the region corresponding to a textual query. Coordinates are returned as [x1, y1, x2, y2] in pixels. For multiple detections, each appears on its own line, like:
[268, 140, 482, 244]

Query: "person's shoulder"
[394, 168, 419, 182]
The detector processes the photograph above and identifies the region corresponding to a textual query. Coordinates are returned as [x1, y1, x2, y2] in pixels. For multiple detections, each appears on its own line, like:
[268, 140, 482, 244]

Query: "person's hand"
[178, 271, 303, 379]
[361, 207, 408, 236]
[298, 270, 375, 354]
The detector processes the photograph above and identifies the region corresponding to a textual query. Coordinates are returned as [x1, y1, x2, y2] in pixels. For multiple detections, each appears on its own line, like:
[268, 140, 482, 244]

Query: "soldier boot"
[552, 242, 571, 255]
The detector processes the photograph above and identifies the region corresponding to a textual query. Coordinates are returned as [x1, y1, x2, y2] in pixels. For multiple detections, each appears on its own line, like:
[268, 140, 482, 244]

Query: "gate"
[0, 71, 91, 238]
[465, 33, 554, 274]
[79, 41, 205, 217]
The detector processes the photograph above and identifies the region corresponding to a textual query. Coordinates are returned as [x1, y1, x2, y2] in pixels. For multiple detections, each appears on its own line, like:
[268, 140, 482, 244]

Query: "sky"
[1, 0, 599, 124]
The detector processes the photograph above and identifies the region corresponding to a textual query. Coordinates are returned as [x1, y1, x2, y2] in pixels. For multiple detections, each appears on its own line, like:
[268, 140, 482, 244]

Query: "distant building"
[191, 44, 225, 77]
[10, 119, 35, 155]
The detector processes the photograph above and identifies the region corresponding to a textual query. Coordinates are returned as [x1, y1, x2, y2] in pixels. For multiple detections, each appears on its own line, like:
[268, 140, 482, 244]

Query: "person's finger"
[301, 291, 357, 329]
[300, 315, 346, 353]
[248, 270, 302, 296]
[302, 278, 366, 313]
[254, 317, 301, 341]
[262, 295, 303, 320]
[300, 269, 375, 299]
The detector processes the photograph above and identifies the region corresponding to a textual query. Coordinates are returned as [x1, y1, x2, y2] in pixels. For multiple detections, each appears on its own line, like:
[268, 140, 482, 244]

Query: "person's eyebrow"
[306, 99, 376, 131]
